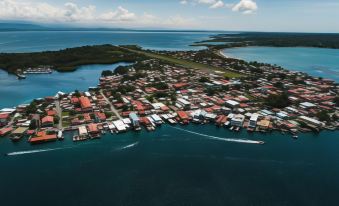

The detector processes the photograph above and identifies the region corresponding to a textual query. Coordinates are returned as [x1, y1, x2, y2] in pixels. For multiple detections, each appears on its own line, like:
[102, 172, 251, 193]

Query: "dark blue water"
[0, 31, 218, 52]
[223, 47, 339, 82]
[0, 63, 129, 108]
[1, 124, 339, 206]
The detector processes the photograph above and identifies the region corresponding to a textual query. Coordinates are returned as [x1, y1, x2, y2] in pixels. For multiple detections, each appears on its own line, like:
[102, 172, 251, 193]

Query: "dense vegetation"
[197, 32, 339, 49]
[0, 45, 144, 73]
[265, 93, 291, 109]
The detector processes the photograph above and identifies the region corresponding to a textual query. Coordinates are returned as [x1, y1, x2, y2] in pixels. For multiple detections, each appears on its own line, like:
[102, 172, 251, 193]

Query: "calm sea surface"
[1, 31, 339, 206]
[0, 31, 218, 52]
[0, 125, 339, 206]
[223, 46, 339, 82]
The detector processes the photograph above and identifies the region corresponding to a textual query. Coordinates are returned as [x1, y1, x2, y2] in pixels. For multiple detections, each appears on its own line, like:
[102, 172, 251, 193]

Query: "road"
[100, 90, 122, 120]
[55, 100, 63, 130]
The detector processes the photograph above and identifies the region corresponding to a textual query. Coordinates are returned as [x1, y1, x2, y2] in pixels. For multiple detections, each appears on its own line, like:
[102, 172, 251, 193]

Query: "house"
[249, 113, 259, 128]
[129, 112, 140, 128]
[177, 111, 189, 123]
[225, 100, 240, 109]
[151, 114, 162, 125]
[79, 96, 93, 112]
[41, 116, 54, 127]
[231, 114, 245, 127]
[29, 130, 57, 144]
[299, 116, 324, 127]
[177, 98, 191, 110]
[257, 119, 270, 130]
[87, 123, 100, 138]
[0, 113, 10, 127]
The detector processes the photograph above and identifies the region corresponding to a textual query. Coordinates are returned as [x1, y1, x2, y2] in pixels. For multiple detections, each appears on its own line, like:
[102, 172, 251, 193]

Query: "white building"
[249, 113, 259, 128]
[231, 114, 245, 127]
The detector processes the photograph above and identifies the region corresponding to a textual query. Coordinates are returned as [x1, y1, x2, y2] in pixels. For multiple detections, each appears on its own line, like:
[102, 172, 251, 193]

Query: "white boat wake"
[114, 142, 139, 151]
[170, 126, 264, 145]
[6, 146, 75, 156]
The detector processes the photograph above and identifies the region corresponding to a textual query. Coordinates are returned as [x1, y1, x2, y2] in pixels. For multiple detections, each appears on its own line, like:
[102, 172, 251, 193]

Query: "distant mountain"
[0, 23, 47, 31]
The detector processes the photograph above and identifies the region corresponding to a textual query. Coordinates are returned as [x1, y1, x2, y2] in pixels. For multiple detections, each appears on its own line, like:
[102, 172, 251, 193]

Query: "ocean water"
[223, 47, 339, 82]
[0, 63, 130, 108]
[1, 124, 339, 206]
[1, 32, 339, 206]
[0, 31, 218, 52]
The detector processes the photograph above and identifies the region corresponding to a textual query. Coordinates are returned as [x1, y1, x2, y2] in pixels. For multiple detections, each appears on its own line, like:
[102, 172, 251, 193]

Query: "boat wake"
[114, 142, 139, 151]
[170, 126, 264, 145]
[6, 146, 75, 156]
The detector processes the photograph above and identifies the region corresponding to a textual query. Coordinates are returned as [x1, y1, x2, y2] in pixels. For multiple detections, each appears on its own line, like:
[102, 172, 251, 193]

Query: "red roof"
[87, 123, 98, 132]
[173, 83, 188, 89]
[0, 127, 13, 136]
[41, 116, 54, 124]
[177, 111, 189, 120]
[0, 113, 10, 119]
[79, 96, 92, 109]
[46, 109, 57, 116]
[29, 130, 57, 143]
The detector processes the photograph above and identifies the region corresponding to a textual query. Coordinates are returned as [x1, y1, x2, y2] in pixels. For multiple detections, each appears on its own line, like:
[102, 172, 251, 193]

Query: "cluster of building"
[0, 54, 338, 145]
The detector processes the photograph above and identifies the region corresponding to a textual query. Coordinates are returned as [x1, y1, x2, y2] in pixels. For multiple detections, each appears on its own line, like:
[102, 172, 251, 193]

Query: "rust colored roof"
[29, 130, 57, 143]
[177, 111, 189, 120]
[42, 116, 54, 124]
[79, 96, 92, 109]
[87, 123, 98, 132]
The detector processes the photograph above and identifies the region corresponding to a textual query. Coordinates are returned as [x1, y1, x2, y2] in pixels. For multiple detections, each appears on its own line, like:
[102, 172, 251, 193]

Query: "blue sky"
[0, 0, 338, 32]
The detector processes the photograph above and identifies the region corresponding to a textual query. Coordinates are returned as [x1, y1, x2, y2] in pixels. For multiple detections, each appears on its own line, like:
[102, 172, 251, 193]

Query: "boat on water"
[229, 126, 234, 131]
[292, 135, 298, 139]
[16, 74, 26, 79]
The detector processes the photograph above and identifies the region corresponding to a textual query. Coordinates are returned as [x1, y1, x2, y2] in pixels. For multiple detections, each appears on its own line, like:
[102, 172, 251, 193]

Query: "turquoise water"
[0, 31, 218, 52]
[223, 47, 339, 82]
[0, 63, 129, 108]
[1, 124, 339, 206]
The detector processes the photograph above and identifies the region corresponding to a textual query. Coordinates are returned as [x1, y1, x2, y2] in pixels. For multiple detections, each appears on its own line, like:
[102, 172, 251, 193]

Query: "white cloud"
[99, 6, 136, 22]
[232, 0, 258, 14]
[0, 0, 138, 23]
[210, 1, 224, 9]
[180, 0, 188, 5]
[181, 0, 225, 9]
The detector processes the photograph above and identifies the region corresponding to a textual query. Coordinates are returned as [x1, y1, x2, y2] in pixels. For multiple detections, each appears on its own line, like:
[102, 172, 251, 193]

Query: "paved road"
[100, 90, 122, 120]
[55, 100, 63, 130]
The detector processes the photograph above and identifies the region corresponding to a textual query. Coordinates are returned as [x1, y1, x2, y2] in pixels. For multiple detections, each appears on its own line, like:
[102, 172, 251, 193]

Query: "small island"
[0, 44, 338, 146]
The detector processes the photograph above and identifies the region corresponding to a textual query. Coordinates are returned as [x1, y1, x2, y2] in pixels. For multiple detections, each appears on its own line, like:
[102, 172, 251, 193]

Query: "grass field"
[120, 47, 244, 78]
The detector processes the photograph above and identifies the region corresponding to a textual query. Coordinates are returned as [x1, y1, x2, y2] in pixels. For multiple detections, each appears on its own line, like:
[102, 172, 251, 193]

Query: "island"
[0, 44, 338, 146]
[194, 32, 339, 50]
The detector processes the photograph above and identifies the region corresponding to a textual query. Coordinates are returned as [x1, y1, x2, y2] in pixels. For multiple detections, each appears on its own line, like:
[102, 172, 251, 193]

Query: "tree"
[114, 66, 129, 75]
[101, 70, 113, 77]
[74, 90, 81, 98]
[198, 76, 210, 83]
[26, 102, 37, 115]
[266, 93, 291, 108]
[334, 96, 339, 107]
[54, 116, 60, 124]
[316, 111, 331, 122]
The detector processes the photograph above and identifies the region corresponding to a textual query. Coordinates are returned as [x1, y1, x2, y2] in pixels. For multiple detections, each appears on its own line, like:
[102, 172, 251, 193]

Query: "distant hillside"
[0, 23, 46, 31]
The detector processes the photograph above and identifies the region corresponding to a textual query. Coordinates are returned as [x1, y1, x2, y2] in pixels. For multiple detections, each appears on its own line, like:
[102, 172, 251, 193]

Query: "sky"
[0, 0, 339, 32]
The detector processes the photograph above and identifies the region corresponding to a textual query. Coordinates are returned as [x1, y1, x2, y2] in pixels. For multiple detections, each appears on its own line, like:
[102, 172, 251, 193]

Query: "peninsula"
[0, 45, 338, 145]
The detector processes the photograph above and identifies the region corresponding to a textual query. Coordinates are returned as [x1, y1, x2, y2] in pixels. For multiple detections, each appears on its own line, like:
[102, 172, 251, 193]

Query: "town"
[0, 49, 338, 145]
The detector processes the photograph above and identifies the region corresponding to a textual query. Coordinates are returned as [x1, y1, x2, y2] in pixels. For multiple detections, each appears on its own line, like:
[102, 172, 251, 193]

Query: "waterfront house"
[0, 113, 10, 127]
[249, 113, 259, 128]
[29, 130, 57, 144]
[129, 112, 140, 128]
[231, 114, 245, 127]
[41, 116, 54, 127]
